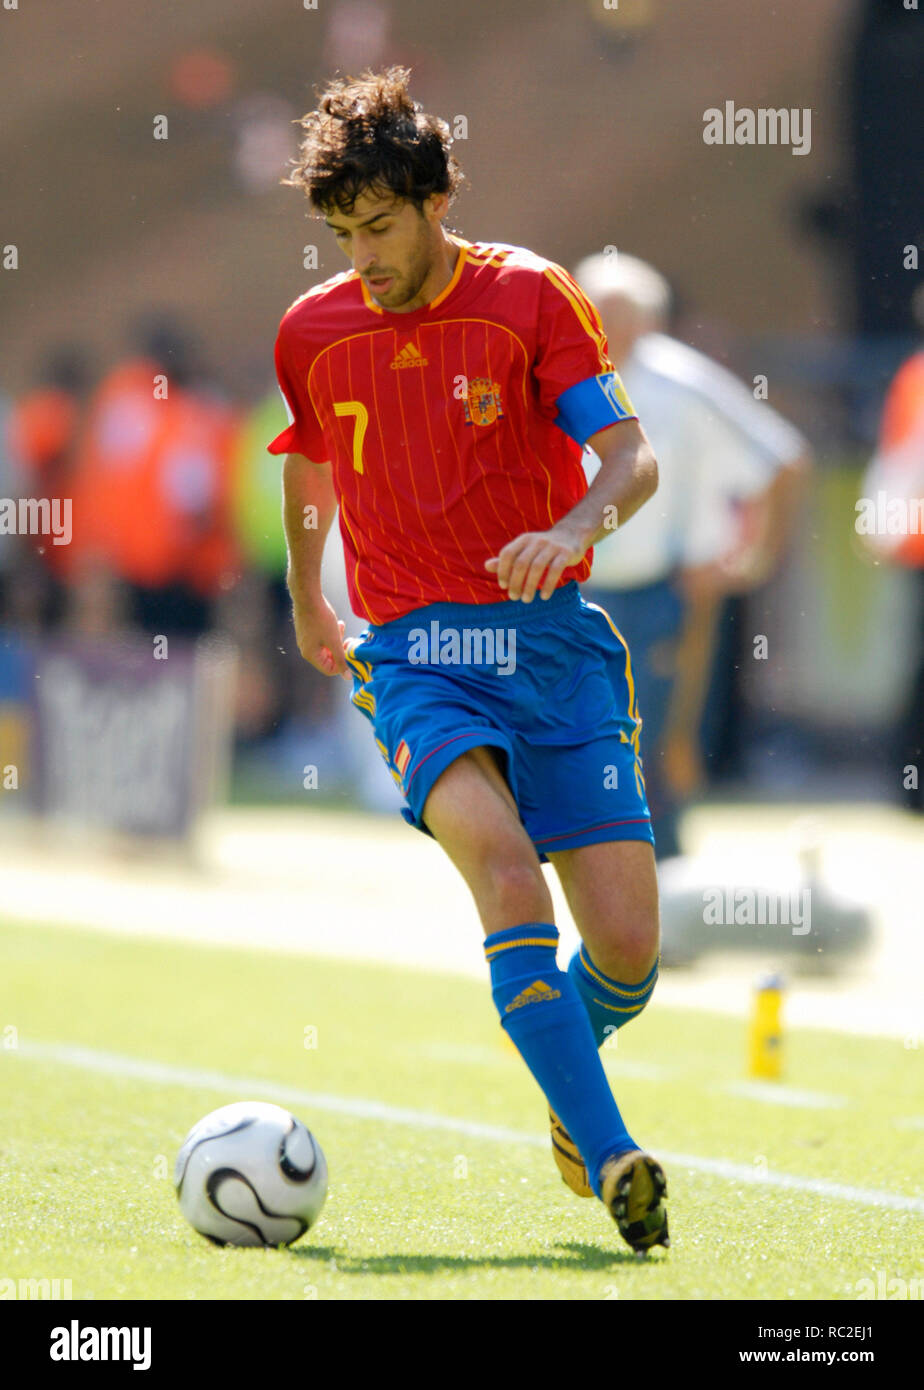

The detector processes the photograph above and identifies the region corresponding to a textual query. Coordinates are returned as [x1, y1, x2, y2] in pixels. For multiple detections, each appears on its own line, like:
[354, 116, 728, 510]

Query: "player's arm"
[282, 451, 349, 677]
[569, 417, 659, 546]
[486, 419, 658, 602]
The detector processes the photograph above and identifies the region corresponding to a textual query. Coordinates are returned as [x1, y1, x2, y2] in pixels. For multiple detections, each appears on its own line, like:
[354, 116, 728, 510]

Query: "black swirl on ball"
[278, 1117, 317, 1183]
[205, 1167, 308, 1247]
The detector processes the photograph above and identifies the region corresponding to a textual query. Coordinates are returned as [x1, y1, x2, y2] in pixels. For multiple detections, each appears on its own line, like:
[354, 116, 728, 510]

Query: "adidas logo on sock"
[505, 979, 562, 1012]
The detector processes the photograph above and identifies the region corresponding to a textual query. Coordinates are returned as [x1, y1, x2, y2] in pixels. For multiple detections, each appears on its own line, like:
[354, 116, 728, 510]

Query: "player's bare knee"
[588, 916, 659, 982]
[482, 854, 551, 926]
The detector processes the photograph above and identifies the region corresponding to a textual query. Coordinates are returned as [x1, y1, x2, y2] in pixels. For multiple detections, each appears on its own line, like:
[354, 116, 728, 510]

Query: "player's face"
[325, 190, 444, 311]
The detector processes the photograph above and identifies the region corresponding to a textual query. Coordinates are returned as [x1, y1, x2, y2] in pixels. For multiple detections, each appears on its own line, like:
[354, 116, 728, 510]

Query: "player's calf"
[546, 950, 659, 1196]
[484, 923, 642, 1203]
[548, 840, 660, 1045]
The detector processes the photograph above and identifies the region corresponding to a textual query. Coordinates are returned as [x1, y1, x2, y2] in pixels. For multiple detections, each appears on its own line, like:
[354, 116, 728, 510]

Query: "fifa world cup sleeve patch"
[553, 371, 638, 445]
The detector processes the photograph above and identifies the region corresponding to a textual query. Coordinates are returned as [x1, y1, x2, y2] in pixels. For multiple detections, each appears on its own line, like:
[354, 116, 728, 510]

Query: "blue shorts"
[343, 581, 653, 861]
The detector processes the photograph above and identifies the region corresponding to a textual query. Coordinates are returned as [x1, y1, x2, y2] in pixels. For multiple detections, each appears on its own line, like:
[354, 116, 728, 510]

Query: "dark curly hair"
[283, 66, 465, 215]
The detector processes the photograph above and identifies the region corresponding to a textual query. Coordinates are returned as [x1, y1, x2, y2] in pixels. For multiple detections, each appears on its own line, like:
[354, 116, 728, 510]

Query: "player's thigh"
[422, 746, 552, 934]
[547, 838, 659, 981]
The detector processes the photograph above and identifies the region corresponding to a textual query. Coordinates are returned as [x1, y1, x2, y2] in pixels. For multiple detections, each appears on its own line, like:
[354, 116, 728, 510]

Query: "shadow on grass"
[285, 1241, 659, 1273]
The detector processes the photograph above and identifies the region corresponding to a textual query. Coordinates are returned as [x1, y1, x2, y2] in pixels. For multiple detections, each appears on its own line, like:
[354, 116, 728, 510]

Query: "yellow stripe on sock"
[592, 995, 647, 1015]
[484, 936, 558, 959]
[579, 949, 657, 998]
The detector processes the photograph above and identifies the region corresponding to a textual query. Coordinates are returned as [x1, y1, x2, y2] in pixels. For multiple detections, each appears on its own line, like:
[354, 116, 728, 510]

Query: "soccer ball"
[174, 1101, 328, 1247]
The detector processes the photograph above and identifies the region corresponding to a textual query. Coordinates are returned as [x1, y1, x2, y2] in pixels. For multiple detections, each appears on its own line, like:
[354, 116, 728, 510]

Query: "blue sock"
[568, 947, 659, 1048]
[484, 923, 638, 1198]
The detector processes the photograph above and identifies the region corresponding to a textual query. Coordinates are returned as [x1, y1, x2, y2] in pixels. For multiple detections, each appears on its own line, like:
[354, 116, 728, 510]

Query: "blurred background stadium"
[1, 0, 922, 1044]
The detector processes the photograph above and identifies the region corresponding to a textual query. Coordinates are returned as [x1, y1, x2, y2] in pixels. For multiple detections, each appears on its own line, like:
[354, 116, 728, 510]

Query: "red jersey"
[268, 236, 638, 623]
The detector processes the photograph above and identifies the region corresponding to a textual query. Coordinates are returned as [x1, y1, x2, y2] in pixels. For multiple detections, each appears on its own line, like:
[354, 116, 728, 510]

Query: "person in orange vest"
[65, 316, 241, 637]
[3, 346, 91, 628]
[858, 299, 924, 811]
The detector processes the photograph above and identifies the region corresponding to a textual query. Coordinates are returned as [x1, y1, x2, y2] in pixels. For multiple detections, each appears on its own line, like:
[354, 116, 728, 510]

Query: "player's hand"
[485, 522, 588, 602]
[291, 594, 350, 679]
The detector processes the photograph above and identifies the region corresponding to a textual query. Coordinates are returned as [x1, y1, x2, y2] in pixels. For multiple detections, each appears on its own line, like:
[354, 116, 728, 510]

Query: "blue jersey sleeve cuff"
[554, 371, 638, 445]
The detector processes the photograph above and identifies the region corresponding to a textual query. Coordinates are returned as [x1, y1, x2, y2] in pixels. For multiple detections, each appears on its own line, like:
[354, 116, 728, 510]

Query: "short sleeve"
[533, 264, 638, 445]
[266, 322, 327, 459]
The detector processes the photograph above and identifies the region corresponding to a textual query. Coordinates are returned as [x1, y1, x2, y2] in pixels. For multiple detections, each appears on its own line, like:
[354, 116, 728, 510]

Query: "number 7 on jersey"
[333, 400, 369, 474]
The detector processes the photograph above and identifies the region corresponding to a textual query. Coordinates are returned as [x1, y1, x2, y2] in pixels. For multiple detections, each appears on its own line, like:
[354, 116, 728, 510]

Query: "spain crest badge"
[462, 376, 505, 427]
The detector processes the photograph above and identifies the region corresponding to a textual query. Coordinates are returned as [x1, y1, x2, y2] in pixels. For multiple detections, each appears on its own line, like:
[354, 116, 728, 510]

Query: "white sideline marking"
[723, 1081, 848, 1110]
[12, 1041, 924, 1216]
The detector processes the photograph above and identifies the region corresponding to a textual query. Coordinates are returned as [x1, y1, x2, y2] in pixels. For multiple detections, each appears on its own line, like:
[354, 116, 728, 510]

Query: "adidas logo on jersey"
[390, 341, 428, 369]
[505, 979, 562, 1012]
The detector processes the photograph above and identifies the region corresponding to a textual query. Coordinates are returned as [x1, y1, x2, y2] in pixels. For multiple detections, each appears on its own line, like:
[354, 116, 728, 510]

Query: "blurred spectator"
[63, 315, 241, 638]
[574, 252, 810, 857]
[4, 345, 92, 629]
[858, 300, 924, 812]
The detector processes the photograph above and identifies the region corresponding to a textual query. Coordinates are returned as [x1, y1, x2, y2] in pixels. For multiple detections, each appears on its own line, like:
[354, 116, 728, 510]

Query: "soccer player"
[268, 67, 668, 1252]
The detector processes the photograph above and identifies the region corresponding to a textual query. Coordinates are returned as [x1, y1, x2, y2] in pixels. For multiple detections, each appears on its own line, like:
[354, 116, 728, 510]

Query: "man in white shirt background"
[573, 253, 811, 858]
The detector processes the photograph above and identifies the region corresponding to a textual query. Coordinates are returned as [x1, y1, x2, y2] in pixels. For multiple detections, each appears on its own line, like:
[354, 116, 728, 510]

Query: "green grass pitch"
[1, 917, 921, 1300]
